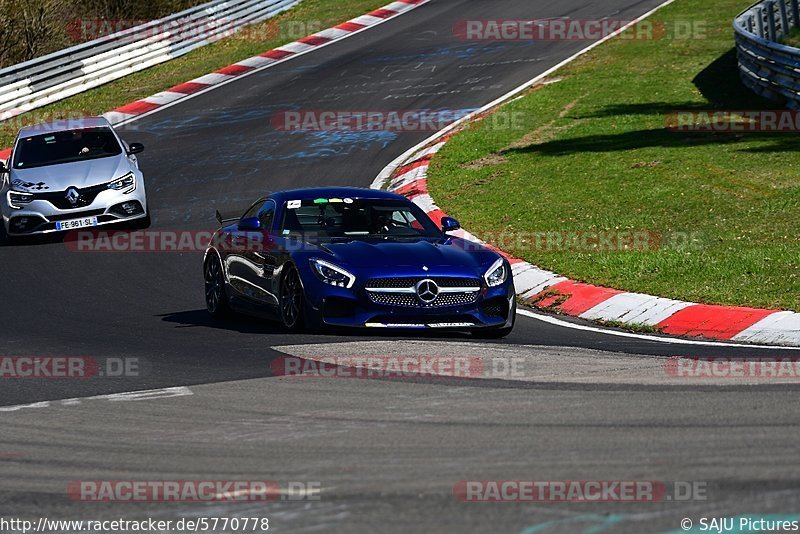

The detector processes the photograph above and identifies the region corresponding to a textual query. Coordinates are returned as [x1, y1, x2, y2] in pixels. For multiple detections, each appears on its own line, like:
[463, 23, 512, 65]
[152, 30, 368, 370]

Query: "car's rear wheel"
[204, 254, 230, 318]
[280, 266, 305, 332]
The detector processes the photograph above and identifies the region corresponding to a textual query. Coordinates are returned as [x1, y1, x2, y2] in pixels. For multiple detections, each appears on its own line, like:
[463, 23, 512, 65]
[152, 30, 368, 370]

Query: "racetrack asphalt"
[2, 1, 800, 532]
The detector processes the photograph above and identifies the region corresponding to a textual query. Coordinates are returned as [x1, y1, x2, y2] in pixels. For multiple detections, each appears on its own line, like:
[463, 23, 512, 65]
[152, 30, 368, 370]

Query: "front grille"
[366, 276, 481, 308]
[366, 277, 481, 289]
[368, 291, 479, 308]
[32, 183, 108, 209]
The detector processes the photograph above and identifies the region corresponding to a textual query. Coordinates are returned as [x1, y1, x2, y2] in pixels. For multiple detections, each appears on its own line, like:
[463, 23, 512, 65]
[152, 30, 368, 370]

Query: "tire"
[204, 254, 230, 318]
[473, 300, 516, 339]
[0, 222, 8, 246]
[138, 210, 151, 229]
[132, 209, 151, 230]
[279, 265, 305, 332]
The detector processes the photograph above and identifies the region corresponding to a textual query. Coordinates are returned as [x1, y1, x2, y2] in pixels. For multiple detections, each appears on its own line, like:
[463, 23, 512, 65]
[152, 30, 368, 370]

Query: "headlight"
[7, 190, 33, 210]
[108, 172, 136, 193]
[310, 259, 355, 288]
[484, 258, 508, 287]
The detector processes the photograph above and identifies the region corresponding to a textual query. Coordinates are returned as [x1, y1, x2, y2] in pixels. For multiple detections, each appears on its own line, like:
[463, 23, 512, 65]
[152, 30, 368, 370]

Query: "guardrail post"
[767, 1, 778, 41]
[792, 0, 800, 28]
[747, 13, 756, 33]
[779, 0, 790, 36]
[757, 6, 766, 37]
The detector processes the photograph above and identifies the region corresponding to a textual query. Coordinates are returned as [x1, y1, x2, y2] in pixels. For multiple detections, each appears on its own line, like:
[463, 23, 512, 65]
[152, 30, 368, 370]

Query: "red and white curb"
[373, 130, 800, 347]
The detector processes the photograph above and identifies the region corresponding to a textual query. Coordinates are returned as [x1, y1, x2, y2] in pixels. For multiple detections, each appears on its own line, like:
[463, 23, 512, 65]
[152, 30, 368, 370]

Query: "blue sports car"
[203, 187, 516, 337]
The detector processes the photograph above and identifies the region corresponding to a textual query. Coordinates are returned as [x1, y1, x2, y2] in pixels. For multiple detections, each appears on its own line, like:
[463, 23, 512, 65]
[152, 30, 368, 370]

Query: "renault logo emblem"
[65, 187, 80, 206]
[415, 279, 439, 304]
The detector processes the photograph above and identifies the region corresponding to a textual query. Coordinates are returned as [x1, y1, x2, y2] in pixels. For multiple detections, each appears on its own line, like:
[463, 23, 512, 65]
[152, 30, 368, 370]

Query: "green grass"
[782, 27, 800, 47]
[427, 0, 800, 312]
[0, 0, 388, 147]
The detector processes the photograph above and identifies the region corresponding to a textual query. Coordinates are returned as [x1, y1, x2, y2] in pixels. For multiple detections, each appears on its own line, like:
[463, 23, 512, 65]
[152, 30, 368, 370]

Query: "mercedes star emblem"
[415, 279, 440, 304]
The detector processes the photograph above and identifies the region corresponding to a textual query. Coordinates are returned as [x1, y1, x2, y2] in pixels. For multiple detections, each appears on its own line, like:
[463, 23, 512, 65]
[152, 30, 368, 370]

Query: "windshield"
[12, 127, 122, 169]
[280, 198, 442, 239]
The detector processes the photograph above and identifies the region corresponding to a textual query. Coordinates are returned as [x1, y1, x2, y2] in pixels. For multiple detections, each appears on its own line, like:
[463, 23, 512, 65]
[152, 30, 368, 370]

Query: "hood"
[10, 155, 131, 191]
[320, 237, 496, 271]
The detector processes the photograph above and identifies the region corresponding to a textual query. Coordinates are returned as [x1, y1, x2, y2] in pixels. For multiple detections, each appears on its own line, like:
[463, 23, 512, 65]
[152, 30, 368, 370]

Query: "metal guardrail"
[0, 0, 300, 121]
[735, 0, 800, 108]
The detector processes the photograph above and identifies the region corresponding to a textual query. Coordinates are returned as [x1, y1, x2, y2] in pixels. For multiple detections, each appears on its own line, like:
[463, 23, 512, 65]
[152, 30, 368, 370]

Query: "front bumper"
[2, 186, 147, 236]
[302, 271, 516, 330]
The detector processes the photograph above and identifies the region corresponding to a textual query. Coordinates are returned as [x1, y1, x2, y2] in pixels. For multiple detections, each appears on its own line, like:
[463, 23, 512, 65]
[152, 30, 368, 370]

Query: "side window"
[242, 200, 266, 220]
[258, 201, 276, 231]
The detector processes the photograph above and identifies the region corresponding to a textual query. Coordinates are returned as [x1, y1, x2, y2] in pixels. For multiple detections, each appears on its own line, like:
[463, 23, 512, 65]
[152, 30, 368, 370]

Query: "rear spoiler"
[215, 210, 239, 225]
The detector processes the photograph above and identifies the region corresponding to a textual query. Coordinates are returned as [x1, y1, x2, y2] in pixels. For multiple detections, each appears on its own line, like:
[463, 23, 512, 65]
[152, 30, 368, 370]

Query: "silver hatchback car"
[0, 117, 148, 237]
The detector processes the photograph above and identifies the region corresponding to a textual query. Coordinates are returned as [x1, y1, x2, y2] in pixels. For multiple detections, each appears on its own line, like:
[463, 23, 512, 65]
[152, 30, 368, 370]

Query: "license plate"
[55, 216, 98, 231]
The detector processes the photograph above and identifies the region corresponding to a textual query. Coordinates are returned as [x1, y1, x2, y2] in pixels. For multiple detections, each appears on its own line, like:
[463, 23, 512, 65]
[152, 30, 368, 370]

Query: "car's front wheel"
[137, 208, 151, 229]
[204, 254, 230, 318]
[279, 265, 305, 332]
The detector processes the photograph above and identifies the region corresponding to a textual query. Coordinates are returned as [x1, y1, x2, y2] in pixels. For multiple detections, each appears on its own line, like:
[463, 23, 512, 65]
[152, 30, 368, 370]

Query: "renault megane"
[0, 117, 148, 237]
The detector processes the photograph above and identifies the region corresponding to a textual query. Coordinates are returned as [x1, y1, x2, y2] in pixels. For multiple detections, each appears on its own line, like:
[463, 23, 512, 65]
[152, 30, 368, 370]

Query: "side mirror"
[441, 217, 461, 233]
[238, 217, 261, 231]
[127, 142, 144, 155]
[0, 161, 7, 174]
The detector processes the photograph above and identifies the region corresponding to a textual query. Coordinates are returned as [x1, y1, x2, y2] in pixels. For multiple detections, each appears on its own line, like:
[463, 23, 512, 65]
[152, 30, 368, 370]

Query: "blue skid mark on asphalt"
[281, 130, 398, 160]
[127, 105, 291, 136]
[364, 41, 537, 64]
[661, 515, 800, 533]
[521, 514, 627, 534]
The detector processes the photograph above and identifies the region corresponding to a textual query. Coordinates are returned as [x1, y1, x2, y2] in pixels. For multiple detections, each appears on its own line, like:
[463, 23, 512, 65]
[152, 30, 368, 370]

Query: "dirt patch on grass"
[506, 97, 583, 150]
[461, 153, 508, 170]
[460, 96, 583, 170]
